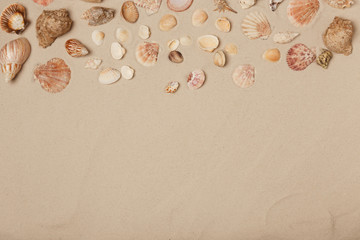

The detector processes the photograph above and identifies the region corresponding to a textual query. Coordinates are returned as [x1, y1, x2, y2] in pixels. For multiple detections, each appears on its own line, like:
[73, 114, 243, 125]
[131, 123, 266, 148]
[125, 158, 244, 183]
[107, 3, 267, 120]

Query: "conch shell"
[0, 37, 31, 82]
[0, 3, 28, 34]
[323, 17, 353, 56]
[36, 9, 73, 48]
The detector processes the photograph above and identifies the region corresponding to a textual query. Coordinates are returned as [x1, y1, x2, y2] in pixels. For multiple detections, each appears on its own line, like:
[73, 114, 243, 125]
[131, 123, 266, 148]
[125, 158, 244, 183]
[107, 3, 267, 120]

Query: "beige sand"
[0, 0, 359, 239]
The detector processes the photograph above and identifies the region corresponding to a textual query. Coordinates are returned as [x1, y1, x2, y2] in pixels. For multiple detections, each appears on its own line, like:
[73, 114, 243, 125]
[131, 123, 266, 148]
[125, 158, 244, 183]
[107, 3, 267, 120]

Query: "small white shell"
[92, 30, 105, 46]
[85, 58, 102, 70]
[273, 31, 300, 44]
[116, 27, 131, 43]
[120, 65, 135, 80]
[192, 9, 208, 27]
[167, 39, 180, 50]
[180, 36, 193, 46]
[197, 35, 219, 52]
[98, 67, 121, 85]
[111, 42, 126, 60]
[138, 25, 150, 40]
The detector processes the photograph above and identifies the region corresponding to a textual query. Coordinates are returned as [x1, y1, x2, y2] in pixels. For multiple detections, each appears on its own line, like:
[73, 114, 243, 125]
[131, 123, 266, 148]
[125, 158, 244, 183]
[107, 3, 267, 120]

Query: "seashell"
[167, 39, 180, 50]
[187, 69, 205, 90]
[167, 0, 194, 12]
[98, 67, 121, 85]
[287, 0, 319, 27]
[0, 37, 31, 82]
[134, 0, 162, 15]
[120, 65, 135, 80]
[273, 31, 299, 44]
[138, 25, 151, 40]
[92, 30, 105, 46]
[0, 3, 28, 34]
[121, 1, 139, 23]
[325, 0, 353, 8]
[36, 9, 73, 48]
[323, 17, 353, 56]
[197, 35, 219, 52]
[169, 51, 184, 63]
[165, 81, 180, 93]
[82, 0, 103, 2]
[213, 50, 226, 67]
[116, 27, 131, 43]
[214, 0, 238, 13]
[215, 17, 231, 32]
[286, 43, 316, 71]
[263, 48, 280, 62]
[224, 43, 238, 55]
[192, 9, 208, 27]
[34, 58, 71, 93]
[232, 65, 255, 88]
[269, 0, 284, 11]
[65, 39, 89, 57]
[180, 36, 192, 46]
[159, 14, 177, 31]
[81, 7, 115, 26]
[316, 49, 332, 69]
[239, 0, 256, 9]
[85, 58, 102, 70]
[33, 0, 54, 7]
[111, 42, 126, 60]
[135, 42, 160, 67]
[242, 12, 271, 40]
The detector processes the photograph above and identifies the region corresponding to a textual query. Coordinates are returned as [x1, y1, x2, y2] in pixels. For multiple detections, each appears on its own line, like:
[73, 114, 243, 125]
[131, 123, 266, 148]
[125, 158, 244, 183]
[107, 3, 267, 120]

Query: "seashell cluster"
[81, 7, 115, 26]
[232, 65, 255, 88]
[286, 43, 316, 71]
[65, 39, 89, 57]
[136, 42, 160, 66]
[0, 3, 28, 34]
[323, 17, 353, 56]
[242, 12, 271, 40]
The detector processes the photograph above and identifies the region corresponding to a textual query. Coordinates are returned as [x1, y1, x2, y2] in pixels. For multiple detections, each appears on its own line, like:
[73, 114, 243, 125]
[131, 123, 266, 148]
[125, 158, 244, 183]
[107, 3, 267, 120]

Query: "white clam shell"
[167, 39, 180, 50]
[120, 65, 135, 80]
[192, 9, 208, 26]
[138, 25, 151, 40]
[180, 36, 192, 46]
[98, 67, 121, 85]
[92, 30, 105, 46]
[111, 42, 126, 60]
[85, 58, 102, 70]
[197, 35, 219, 52]
[116, 27, 131, 43]
[273, 31, 300, 44]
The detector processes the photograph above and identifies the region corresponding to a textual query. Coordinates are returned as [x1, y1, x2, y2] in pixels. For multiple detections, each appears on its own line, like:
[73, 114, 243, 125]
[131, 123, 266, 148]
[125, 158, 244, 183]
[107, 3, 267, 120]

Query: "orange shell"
[287, 0, 319, 27]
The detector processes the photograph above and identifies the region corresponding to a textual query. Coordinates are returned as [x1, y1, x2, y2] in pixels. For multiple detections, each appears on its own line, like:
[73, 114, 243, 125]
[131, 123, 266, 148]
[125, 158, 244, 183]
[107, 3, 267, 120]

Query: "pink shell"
[232, 65, 255, 88]
[33, 0, 54, 7]
[34, 58, 71, 93]
[167, 0, 193, 12]
[286, 43, 316, 71]
[134, 0, 162, 15]
[187, 69, 205, 90]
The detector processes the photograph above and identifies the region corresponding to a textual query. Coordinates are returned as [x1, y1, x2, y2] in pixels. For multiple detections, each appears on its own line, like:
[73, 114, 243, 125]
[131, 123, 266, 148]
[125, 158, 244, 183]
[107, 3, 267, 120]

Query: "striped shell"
[187, 69, 205, 90]
[232, 65, 255, 88]
[34, 58, 71, 93]
[134, 0, 162, 15]
[287, 0, 319, 27]
[0, 3, 27, 34]
[121, 1, 139, 23]
[286, 43, 316, 71]
[33, 0, 54, 6]
[65, 39, 89, 57]
[135, 42, 160, 67]
[241, 12, 271, 40]
[325, 0, 353, 8]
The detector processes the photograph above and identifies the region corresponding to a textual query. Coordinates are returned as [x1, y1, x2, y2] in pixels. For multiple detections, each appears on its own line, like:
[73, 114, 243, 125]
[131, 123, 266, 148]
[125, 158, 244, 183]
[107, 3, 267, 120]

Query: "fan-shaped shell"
[325, 0, 353, 8]
[323, 17, 353, 56]
[81, 7, 115, 26]
[187, 69, 205, 90]
[0, 37, 31, 82]
[286, 43, 316, 71]
[0, 3, 27, 34]
[65, 39, 89, 57]
[135, 42, 160, 67]
[241, 12, 271, 40]
[34, 58, 71, 93]
[33, 0, 54, 7]
[232, 65, 255, 88]
[121, 1, 139, 23]
[134, 0, 162, 15]
[287, 0, 319, 27]
[167, 0, 193, 12]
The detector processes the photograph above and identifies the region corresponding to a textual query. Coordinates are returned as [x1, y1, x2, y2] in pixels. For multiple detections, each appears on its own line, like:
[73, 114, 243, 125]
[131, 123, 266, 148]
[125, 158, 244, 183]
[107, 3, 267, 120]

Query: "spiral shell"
[0, 3, 27, 34]
[241, 12, 271, 40]
[65, 39, 89, 57]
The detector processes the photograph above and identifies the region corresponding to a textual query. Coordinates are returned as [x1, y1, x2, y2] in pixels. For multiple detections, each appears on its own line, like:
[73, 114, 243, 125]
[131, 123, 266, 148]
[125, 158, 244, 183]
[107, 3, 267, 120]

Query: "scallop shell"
[167, 39, 180, 50]
[215, 17, 231, 32]
[134, 0, 162, 15]
[273, 31, 299, 44]
[98, 67, 121, 85]
[0, 3, 27, 34]
[192, 9, 208, 27]
[167, 0, 193, 12]
[187, 69, 205, 90]
[120, 65, 135, 80]
[263, 48, 280, 62]
[241, 12, 271, 40]
[111, 42, 126, 60]
[121, 1, 139, 23]
[287, 0, 319, 27]
[232, 65, 255, 88]
[323, 17, 353, 56]
[165, 81, 180, 93]
[33, 0, 54, 7]
[286, 43, 316, 71]
[65, 39, 89, 57]
[0, 37, 31, 83]
[85, 58, 102, 70]
[34, 58, 71, 93]
[116, 27, 131, 43]
[92, 30, 105, 46]
[239, 0, 256, 9]
[197, 35, 219, 52]
[159, 14, 177, 31]
[325, 0, 353, 8]
[139, 25, 151, 39]
[214, 50, 226, 67]
[36, 9, 73, 48]
[81, 7, 115, 26]
[224, 43, 238, 55]
[135, 42, 160, 67]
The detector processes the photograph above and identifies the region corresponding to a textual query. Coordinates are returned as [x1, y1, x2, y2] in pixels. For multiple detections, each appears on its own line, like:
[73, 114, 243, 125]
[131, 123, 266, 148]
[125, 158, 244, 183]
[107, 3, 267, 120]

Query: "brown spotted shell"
[65, 39, 89, 57]
[121, 1, 139, 23]
[323, 17, 353, 56]
[81, 7, 115, 26]
[0, 3, 27, 34]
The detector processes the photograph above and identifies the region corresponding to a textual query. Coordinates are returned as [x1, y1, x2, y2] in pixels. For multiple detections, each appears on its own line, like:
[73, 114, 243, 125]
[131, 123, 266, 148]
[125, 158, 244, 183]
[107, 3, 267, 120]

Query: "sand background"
[0, 0, 360, 239]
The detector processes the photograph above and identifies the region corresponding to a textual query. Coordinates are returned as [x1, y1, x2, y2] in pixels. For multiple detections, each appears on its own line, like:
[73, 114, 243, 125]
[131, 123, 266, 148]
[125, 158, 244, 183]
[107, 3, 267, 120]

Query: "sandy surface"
[0, 0, 360, 239]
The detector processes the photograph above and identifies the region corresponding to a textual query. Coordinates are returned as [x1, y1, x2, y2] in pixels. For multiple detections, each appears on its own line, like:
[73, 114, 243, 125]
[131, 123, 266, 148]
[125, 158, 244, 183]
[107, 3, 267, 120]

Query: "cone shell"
[98, 67, 121, 85]
[65, 39, 89, 57]
[197, 35, 219, 52]
[167, 0, 193, 12]
[159, 14, 177, 31]
[241, 12, 271, 40]
[81, 7, 115, 26]
[286, 43, 316, 71]
[165, 81, 180, 93]
[135, 42, 160, 67]
[325, 0, 353, 8]
[34, 58, 71, 93]
[273, 31, 299, 44]
[134, 0, 162, 15]
[33, 0, 54, 7]
[0, 37, 31, 82]
[215, 17, 231, 32]
[0, 3, 27, 34]
[192, 9, 208, 27]
[263, 48, 280, 62]
[121, 1, 139, 23]
[232, 65, 255, 88]
[323, 17, 353, 56]
[287, 0, 319, 27]
[187, 69, 205, 90]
